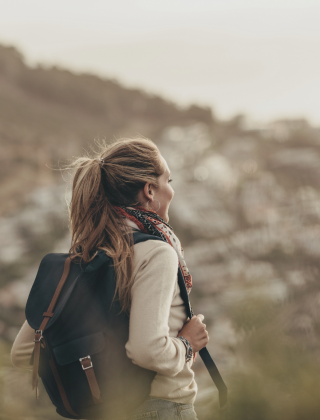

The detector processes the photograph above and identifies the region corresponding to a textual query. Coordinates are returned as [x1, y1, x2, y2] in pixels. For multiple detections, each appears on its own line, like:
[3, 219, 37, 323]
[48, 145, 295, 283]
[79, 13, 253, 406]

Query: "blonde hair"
[68, 138, 164, 313]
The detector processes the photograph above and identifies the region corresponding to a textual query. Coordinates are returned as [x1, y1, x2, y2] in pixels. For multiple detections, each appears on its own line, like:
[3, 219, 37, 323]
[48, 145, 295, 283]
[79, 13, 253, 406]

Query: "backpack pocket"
[51, 332, 105, 410]
[53, 332, 105, 365]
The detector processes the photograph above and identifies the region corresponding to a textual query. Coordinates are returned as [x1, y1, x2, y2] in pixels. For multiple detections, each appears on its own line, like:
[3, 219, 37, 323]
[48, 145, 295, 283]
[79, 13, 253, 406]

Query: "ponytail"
[68, 138, 164, 313]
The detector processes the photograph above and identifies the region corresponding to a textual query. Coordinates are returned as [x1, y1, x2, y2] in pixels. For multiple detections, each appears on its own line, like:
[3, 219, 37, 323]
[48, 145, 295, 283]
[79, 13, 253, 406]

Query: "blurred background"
[1, 1, 320, 419]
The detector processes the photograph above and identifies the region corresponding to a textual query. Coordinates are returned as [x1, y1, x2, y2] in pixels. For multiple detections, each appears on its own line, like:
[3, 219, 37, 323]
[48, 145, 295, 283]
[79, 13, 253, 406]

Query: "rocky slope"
[1, 44, 320, 420]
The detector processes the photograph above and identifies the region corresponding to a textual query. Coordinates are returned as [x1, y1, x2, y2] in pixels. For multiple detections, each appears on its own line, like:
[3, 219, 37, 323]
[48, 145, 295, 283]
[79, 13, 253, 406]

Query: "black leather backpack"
[25, 232, 227, 419]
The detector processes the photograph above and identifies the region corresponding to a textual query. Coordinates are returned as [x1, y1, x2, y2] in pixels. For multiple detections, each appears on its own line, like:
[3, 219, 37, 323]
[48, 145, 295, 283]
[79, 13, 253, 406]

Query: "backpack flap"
[25, 253, 81, 330]
[53, 332, 105, 366]
[25, 252, 113, 331]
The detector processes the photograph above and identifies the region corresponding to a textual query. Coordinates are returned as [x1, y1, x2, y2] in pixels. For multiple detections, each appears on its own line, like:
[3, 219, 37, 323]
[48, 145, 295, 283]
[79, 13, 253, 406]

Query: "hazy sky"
[1, 0, 319, 124]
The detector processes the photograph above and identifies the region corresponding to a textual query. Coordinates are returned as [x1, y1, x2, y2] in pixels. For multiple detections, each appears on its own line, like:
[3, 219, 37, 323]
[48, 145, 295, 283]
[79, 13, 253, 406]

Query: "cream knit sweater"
[11, 239, 197, 404]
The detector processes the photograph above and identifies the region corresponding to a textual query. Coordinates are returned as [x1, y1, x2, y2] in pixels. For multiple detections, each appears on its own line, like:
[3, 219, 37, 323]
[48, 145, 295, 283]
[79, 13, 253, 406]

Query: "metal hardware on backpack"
[25, 232, 227, 419]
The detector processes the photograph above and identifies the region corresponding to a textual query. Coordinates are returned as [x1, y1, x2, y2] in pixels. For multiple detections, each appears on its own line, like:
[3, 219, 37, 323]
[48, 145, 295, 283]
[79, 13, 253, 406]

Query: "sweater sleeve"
[10, 320, 35, 370]
[125, 241, 187, 376]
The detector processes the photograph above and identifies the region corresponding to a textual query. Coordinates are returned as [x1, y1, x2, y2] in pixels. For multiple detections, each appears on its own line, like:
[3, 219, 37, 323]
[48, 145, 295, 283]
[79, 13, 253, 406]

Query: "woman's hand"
[178, 314, 209, 353]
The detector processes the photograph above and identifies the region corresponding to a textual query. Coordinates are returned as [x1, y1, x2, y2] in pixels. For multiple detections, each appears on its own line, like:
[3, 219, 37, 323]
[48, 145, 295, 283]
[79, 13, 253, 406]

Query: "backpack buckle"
[79, 355, 93, 370]
[34, 330, 43, 343]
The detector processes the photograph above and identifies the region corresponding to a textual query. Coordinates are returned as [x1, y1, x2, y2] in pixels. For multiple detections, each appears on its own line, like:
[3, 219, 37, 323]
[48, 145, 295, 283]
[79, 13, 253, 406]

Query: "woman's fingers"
[179, 313, 210, 352]
[201, 331, 208, 339]
[202, 331, 209, 342]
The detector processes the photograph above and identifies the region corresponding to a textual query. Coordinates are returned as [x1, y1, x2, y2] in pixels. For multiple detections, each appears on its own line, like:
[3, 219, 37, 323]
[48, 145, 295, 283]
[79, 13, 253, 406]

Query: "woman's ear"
[143, 182, 154, 200]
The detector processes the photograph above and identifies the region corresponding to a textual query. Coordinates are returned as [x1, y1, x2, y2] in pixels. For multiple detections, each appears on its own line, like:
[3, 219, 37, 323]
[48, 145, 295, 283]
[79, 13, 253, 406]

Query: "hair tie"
[96, 157, 104, 166]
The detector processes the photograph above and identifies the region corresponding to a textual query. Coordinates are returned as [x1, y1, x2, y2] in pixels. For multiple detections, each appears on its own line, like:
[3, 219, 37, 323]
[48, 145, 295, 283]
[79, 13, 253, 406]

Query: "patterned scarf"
[114, 205, 193, 293]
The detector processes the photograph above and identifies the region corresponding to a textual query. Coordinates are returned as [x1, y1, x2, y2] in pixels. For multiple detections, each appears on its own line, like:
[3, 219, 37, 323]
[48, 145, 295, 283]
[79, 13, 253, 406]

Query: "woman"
[11, 138, 209, 420]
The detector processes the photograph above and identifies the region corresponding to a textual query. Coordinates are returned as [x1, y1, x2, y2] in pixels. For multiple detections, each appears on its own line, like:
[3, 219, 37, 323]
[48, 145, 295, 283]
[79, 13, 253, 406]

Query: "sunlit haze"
[1, 0, 319, 124]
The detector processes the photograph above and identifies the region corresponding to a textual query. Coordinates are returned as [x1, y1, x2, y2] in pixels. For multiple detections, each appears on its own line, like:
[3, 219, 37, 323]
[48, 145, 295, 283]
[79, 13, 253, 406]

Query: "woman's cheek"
[170, 186, 174, 201]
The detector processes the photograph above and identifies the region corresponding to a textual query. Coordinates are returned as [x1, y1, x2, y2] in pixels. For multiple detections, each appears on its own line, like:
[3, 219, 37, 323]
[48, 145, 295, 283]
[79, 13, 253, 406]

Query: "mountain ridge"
[0, 43, 213, 215]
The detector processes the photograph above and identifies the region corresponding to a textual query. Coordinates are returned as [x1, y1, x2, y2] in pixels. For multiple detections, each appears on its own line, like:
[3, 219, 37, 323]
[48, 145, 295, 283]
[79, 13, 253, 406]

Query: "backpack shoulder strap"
[132, 231, 228, 407]
[32, 257, 79, 417]
[32, 257, 72, 391]
[177, 264, 228, 408]
[133, 231, 163, 245]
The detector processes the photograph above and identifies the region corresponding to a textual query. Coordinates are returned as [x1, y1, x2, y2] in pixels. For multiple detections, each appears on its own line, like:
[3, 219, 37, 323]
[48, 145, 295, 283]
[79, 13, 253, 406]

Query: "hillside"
[0, 44, 213, 215]
[2, 43, 320, 420]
